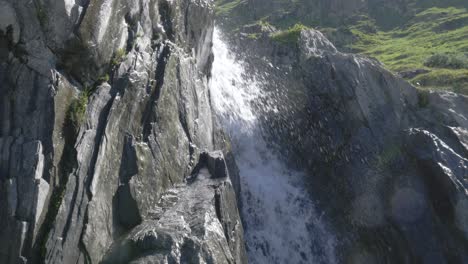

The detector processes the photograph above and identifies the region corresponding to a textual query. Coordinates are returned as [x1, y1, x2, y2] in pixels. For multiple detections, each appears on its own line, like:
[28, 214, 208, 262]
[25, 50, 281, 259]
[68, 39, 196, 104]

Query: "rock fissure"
[142, 44, 171, 141]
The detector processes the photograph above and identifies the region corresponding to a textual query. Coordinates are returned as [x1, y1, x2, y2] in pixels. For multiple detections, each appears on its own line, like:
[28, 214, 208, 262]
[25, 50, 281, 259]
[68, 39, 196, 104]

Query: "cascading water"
[209, 28, 337, 264]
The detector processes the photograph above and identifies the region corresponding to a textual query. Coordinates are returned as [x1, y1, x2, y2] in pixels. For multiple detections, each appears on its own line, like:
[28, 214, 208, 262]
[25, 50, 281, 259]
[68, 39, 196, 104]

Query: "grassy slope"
[344, 7, 468, 94]
[215, 1, 468, 94]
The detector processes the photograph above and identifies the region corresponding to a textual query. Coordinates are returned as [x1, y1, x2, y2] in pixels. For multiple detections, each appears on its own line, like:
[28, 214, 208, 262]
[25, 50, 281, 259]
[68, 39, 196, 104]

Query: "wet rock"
[230, 25, 468, 263]
[103, 163, 246, 264]
[405, 128, 468, 221]
[299, 29, 338, 58]
[199, 150, 229, 179]
[0, 1, 20, 45]
[0, 0, 246, 263]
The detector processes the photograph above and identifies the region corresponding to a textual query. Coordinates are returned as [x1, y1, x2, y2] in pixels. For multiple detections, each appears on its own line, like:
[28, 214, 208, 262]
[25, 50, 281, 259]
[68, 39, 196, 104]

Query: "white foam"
[209, 28, 337, 264]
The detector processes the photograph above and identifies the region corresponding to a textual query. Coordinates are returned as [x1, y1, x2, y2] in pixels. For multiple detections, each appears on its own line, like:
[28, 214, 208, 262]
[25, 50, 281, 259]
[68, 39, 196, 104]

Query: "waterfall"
[209, 28, 337, 264]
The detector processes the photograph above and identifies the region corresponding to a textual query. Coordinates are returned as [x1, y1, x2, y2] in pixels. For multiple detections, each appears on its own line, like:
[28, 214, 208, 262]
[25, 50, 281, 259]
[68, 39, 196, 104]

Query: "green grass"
[270, 23, 309, 44]
[411, 68, 468, 93]
[214, 0, 468, 94]
[215, 0, 245, 16]
[424, 53, 468, 69]
[111, 48, 126, 67]
[345, 7, 468, 94]
[67, 90, 89, 133]
[97, 74, 110, 84]
[246, 33, 260, 40]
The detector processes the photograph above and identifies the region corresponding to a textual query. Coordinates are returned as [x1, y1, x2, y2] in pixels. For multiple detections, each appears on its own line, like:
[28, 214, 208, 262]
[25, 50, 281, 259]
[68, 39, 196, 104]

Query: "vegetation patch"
[215, 0, 245, 16]
[215, 0, 468, 93]
[97, 74, 110, 84]
[67, 90, 90, 133]
[246, 33, 260, 40]
[424, 53, 468, 69]
[411, 68, 468, 93]
[270, 23, 308, 44]
[341, 7, 468, 94]
[111, 48, 126, 67]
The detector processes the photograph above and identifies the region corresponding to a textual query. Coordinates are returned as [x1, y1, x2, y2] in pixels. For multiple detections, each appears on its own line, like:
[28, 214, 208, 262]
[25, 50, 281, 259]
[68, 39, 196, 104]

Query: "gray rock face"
[103, 152, 246, 264]
[231, 26, 468, 263]
[0, 0, 246, 263]
[0, 138, 49, 263]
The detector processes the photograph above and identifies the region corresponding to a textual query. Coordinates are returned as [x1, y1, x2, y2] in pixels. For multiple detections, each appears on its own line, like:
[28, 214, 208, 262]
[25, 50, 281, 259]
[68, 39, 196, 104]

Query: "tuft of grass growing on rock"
[270, 23, 308, 44]
[111, 48, 126, 67]
[215, 0, 245, 16]
[97, 74, 110, 84]
[246, 33, 260, 40]
[67, 90, 90, 133]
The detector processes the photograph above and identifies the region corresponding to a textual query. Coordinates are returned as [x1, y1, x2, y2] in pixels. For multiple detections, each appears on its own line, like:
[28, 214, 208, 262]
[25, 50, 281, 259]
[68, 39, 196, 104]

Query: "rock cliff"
[0, 0, 246, 263]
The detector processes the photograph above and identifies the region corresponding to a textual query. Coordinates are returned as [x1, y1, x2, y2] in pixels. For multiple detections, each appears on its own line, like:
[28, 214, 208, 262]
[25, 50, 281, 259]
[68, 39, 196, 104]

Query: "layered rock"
[0, 0, 246, 263]
[103, 151, 246, 264]
[230, 26, 468, 263]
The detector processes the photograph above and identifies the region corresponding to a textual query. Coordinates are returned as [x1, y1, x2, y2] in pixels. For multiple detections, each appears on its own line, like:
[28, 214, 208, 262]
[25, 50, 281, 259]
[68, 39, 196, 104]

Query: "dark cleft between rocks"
[159, 0, 175, 41]
[115, 135, 142, 229]
[142, 44, 171, 141]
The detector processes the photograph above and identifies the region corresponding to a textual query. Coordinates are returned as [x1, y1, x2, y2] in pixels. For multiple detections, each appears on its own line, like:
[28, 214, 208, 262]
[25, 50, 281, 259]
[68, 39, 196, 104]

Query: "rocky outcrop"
[103, 151, 246, 264]
[230, 26, 468, 263]
[0, 0, 246, 263]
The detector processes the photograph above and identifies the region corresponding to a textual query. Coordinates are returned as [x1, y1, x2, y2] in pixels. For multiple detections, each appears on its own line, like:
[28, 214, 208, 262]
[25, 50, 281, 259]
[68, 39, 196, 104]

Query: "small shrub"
[111, 48, 126, 66]
[356, 20, 377, 34]
[258, 20, 272, 28]
[424, 53, 468, 69]
[67, 91, 89, 132]
[97, 74, 110, 84]
[453, 82, 468, 95]
[246, 33, 259, 40]
[271, 23, 309, 44]
[214, 0, 243, 16]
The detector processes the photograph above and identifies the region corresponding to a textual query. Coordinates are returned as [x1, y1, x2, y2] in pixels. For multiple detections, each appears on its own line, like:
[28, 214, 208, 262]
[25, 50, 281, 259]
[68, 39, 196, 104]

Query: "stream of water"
[209, 28, 337, 264]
